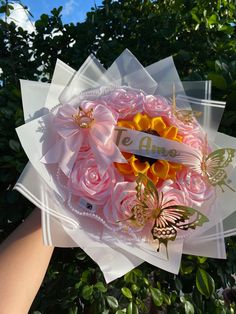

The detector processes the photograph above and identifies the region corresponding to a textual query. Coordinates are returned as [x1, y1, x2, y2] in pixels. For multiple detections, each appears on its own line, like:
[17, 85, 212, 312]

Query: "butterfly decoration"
[124, 173, 208, 256]
[172, 84, 202, 124]
[174, 109, 202, 124]
[199, 148, 236, 192]
[178, 135, 236, 192]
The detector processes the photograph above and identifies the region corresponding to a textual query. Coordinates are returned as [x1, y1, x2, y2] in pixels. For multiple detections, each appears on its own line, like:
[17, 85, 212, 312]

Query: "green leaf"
[192, 287, 203, 310]
[181, 264, 195, 275]
[81, 285, 94, 300]
[74, 281, 82, 290]
[150, 287, 163, 307]
[127, 301, 139, 314]
[124, 270, 136, 284]
[171, 291, 178, 303]
[121, 287, 132, 299]
[196, 268, 215, 298]
[133, 269, 142, 277]
[5, 5, 10, 16]
[81, 270, 91, 282]
[9, 139, 21, 152]
[131, 284, 140, 294]
[0, 5, 6, 13]
[207, 14, 218, 25]
[219, 24, 234, 35]
[163, 293, 171, 305]
[175, 278, 183, 291]
[184, 301, 195, 314]
[95, 281, 107, 293]
[68, 306, 78, 314]
[197, 256, 207, 264]
[143, 277, 149, 286]
[207, 73, 227, 90]
[191, 7, 201, 23]
[75, 251, 87, 260]
[106, 296, 119, 309]
[124, 269, 142, 283]
[115, 310, 126, 314]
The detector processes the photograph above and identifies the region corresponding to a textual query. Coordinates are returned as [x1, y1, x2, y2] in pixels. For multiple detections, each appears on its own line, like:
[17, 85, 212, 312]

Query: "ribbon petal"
[90, 105, 117, 145]
[41, 138, 65, 164]
[54, 104, 79, 138]
[89, 135, 127, 176]
[41, 132, 83, 176]
[59, 133, 83, 176]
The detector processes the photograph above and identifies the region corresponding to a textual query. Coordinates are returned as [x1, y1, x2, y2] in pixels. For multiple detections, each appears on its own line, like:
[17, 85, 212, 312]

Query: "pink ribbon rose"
[103, 87, 145, 119]
[143, 95, 170, 117]
[103, 181, 141, 232]
[68, 153, 123, 205]
[175, 169, 215, 209]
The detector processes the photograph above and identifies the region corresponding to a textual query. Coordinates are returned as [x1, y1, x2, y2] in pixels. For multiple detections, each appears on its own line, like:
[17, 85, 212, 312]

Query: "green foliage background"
[1, 0, 236, 313]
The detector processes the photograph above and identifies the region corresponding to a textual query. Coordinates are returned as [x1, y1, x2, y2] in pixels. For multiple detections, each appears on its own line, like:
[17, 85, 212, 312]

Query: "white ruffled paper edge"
[15, 51, 236, 282]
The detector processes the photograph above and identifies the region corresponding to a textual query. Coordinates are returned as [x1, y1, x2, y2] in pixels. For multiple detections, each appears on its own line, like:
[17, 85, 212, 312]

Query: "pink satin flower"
[103, 181, 139, 229]
[69, 153, 122, 205]
[143, 95, 170, 117]
[175, 169, 215, 209]
[41, 103, 126, 176]
[165, 110, 201, 136]
[159, 179, 189, 205]
[104, 179, 191, 236]
[103, 87, 145, 119]
[182, 132, 205, 151]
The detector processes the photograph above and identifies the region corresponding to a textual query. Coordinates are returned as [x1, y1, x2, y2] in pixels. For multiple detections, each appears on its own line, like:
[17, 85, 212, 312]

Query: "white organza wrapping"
[15, 50, 236, 282]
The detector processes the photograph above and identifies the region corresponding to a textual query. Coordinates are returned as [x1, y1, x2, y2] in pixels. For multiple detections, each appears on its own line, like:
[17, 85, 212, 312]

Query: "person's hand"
[0, 208, 54, 314]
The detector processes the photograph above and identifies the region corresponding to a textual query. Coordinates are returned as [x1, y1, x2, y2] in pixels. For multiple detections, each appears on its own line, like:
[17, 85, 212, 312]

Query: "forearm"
[0, 208, 54, 314]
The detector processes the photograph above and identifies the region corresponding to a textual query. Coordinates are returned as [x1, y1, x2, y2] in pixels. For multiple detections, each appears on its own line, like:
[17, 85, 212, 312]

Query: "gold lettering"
[169, 149, 179, 157]
[162, 147, 169, 157]
[157, 147, 163, 155]
[151, 145, 157, 154]
[139, 136, 152, 154]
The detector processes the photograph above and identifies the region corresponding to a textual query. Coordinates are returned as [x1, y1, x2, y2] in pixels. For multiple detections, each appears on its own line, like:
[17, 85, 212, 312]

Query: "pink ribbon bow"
[41, 104, 126, 176]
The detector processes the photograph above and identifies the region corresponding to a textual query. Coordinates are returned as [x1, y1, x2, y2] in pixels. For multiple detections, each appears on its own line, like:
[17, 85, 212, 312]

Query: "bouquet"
[15, 50, 236, 282]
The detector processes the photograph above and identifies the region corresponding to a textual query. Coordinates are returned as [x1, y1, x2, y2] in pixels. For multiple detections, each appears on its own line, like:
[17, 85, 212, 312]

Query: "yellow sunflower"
[115, 113, 182, 183]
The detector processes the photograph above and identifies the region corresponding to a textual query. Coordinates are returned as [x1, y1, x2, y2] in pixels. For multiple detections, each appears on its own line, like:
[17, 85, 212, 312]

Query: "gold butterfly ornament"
[170, 84, 236, 191]
[123, 174, 208, 256]
[172, 84, 202, 124]
[200, 148, 236, 192]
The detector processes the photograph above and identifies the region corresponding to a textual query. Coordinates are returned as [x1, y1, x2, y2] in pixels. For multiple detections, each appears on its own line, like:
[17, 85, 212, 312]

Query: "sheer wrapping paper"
[15, 50, 236, 283]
